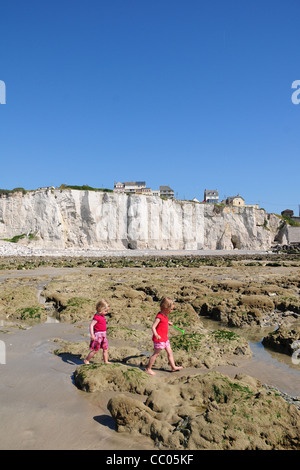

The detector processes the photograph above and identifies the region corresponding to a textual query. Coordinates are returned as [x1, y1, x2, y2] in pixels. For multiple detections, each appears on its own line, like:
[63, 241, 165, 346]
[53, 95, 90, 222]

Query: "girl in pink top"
[84, 299, 110, 364]
[145, 297, 183, 375]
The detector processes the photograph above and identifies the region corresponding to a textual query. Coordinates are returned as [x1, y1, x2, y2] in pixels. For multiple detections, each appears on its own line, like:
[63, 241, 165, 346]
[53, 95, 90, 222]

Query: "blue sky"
[0, 0, 299, 215]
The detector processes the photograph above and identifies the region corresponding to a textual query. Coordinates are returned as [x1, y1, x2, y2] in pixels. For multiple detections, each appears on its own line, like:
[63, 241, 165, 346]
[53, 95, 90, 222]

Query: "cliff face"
[0, 189, 281, 251]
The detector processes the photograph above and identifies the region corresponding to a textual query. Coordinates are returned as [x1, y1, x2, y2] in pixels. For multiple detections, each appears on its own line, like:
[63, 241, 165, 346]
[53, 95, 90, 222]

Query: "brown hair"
[96, 299, 108, 313]
[160, 297, 174, 310]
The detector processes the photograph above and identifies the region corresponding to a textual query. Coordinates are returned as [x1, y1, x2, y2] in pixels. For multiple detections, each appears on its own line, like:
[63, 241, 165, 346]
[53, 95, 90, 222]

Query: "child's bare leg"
[103, 349, 110, 364]
[145, 350, 160, 375]
[84, 350, 96, 364]
[166, 346, 183, 371]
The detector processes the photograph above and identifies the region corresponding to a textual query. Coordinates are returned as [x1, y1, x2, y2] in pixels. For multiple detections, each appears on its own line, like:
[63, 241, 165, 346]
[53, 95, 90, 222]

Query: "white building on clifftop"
[113, 181, 174, 198]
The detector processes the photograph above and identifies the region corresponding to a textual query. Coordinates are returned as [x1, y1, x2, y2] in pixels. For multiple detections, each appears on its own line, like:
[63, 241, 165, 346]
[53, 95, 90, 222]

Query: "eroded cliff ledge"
[0, 189, 281, 251]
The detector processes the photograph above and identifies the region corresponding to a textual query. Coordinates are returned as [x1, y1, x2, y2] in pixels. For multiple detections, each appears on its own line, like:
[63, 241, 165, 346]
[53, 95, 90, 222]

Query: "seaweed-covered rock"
[170, 330, 251, 368]
[262, 326, 300, 355]
[0, 284, 47, 323]
[74, 363, 154, 394]
[108, 371, 300, 450]
[107, 394, 184, 448]
[53, 326, 252, 372]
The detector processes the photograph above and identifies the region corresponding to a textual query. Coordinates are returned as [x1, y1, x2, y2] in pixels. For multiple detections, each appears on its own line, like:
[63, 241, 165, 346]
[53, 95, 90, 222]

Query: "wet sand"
[0, 320, 154, 450]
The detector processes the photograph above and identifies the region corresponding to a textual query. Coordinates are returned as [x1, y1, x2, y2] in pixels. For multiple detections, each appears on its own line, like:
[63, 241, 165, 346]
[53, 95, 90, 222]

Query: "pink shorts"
[89, 331, 108, 351]
[153, 339, 171, 350]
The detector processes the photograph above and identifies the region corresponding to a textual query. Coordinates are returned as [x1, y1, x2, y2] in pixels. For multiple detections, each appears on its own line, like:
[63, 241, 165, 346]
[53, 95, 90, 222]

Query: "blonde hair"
[160, 297, 174, 310]
[96, 299, 108, 313]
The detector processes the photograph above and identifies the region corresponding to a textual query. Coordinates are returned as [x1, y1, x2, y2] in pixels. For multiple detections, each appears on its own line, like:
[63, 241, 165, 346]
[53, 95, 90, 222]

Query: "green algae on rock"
[108, 371, 300, 450]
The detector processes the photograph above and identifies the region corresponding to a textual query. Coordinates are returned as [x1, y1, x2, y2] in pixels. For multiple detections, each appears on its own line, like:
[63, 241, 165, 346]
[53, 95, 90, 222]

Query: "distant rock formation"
[0, 189, 281, 251]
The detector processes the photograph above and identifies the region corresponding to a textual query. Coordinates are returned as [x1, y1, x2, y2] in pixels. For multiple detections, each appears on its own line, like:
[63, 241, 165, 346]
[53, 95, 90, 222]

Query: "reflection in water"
[36, 281, 60, 324]
[45, 315, 60, 324]
[250, 339, 300, 372]
[200, 316, 300, 373]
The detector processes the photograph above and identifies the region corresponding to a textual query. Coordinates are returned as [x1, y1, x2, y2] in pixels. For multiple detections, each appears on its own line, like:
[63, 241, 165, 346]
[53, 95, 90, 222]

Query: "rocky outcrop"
[276, 225, 300, 246]
[262, 326, 300, 355]
[70, 360, 300, 449]
[0, 189, 281, 251]
[106, 370, 300, 450]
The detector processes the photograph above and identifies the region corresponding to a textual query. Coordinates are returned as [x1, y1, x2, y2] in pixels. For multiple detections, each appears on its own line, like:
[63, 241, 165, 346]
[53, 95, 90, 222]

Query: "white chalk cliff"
[0, 189, 281, 251]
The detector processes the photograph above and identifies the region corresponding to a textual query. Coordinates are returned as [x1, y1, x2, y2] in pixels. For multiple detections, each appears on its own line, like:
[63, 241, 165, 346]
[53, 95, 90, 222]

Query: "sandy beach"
[0, 253, 300, 450]
[0, 319, 154, 450]
[0, 239, 272, 258]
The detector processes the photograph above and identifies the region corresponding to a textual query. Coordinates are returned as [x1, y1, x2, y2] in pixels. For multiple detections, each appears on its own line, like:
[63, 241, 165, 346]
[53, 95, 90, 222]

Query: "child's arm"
[89, 320, 97, 340]
[168, 320, 173, 326]
[152, 317, 161, 340]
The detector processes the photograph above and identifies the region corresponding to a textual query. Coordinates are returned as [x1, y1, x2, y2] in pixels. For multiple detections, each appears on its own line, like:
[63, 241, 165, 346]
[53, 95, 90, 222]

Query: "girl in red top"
[145, 297, 183, 375]
[84, 299, 110, 364]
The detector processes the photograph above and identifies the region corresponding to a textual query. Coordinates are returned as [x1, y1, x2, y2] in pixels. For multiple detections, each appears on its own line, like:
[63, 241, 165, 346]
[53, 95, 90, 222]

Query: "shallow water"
[201, 316, 300, 396]
[0, 320, 154, 450]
